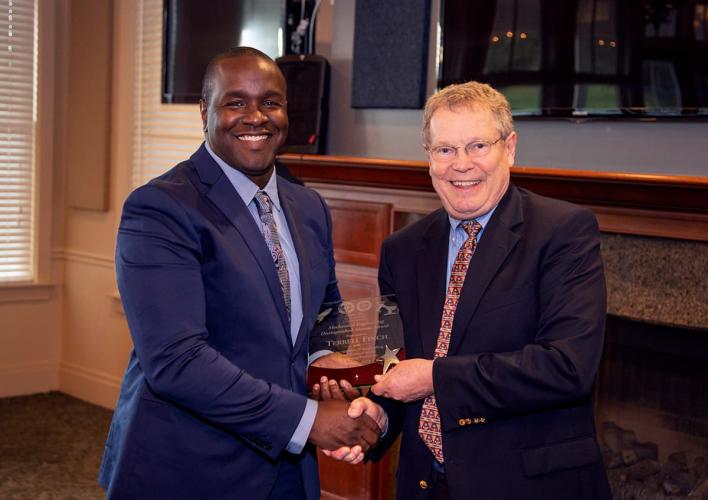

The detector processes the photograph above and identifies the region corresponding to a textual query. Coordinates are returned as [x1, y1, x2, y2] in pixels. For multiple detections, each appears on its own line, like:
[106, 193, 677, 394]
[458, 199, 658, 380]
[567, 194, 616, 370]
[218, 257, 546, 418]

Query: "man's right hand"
[321, 397, 388, 464]
[308, 399, 380, 451]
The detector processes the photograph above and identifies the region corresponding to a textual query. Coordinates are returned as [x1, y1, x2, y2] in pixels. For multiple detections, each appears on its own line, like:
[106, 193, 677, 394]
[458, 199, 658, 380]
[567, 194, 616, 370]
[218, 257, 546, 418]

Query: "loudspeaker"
[351, 0, 430, 108]
[277, 54, 330, 154]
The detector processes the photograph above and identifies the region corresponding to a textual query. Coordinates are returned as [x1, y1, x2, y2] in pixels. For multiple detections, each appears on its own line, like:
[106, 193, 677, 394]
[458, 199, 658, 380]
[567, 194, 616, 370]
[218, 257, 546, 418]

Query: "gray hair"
[422, 81, 514, 145]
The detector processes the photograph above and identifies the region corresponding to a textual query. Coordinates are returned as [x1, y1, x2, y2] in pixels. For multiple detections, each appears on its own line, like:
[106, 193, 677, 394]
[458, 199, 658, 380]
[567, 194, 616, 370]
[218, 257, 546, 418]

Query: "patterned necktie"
[418, 220, 482, 464]
[254, 191, 291, 320]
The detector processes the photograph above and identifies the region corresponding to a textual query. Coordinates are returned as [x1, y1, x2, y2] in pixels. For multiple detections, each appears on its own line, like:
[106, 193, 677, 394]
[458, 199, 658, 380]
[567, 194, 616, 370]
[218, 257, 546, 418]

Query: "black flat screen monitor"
[163, 0, 286, 104]
[439, 0, 708, 118]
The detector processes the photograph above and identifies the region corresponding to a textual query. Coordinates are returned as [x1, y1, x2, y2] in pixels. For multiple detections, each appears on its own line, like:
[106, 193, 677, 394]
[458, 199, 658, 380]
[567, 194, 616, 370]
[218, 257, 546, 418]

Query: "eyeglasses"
[427, 136, 505, 162]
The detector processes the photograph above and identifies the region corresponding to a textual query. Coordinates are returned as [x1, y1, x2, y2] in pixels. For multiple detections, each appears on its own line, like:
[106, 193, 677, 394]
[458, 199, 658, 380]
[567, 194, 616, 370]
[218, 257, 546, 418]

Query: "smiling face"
[426, 105, 516, 220]
[200, 55, 288, 188]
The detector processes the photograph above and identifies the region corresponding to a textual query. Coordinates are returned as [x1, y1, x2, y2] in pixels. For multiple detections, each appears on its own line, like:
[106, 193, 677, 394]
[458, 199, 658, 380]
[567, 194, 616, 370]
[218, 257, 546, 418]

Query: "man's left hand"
[311, 376, 361, 401]
[370, 358, 434, 402]
[310, 353, 364, 400]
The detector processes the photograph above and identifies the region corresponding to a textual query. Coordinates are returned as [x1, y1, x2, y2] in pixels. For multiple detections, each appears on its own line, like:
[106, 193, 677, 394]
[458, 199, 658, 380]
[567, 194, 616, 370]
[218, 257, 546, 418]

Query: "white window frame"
[0, 0, 38, 284]
[0, 0, 56, 301]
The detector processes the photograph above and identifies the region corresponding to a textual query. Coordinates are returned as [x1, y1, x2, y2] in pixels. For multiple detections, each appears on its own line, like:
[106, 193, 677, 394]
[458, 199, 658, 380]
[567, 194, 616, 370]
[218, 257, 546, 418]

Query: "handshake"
[306, 354, 388, 465]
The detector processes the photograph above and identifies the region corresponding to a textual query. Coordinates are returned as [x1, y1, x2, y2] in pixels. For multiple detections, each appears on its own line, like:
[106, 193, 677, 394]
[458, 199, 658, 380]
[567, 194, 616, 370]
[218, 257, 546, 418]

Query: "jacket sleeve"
[116, 184, 307, 460]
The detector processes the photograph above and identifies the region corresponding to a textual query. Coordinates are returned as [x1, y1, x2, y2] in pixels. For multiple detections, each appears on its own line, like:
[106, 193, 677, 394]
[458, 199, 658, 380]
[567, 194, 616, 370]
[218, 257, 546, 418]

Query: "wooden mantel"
[280, 154, 708, 242]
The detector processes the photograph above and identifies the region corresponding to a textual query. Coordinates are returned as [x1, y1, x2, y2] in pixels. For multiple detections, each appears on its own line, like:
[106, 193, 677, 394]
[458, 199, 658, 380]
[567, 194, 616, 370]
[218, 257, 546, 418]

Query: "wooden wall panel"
[327, 198, 393, 267]
[590, 205, 708, 242]
[318, 450, 379, 500]
[335, 263, 380, 301]
[319, 437, 400, 500]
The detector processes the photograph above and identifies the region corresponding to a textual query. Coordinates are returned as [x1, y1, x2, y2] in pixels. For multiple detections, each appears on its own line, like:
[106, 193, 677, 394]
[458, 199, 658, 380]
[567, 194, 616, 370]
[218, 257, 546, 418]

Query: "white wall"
[57, 0, 137, 409]
[0, 295, 62, 397]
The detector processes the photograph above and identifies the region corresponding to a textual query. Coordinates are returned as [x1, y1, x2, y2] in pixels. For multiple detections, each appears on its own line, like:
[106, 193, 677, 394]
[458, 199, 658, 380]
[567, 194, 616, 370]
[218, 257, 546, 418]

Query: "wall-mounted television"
[439, 0, 708, 118]
[162, 0, 286, 104]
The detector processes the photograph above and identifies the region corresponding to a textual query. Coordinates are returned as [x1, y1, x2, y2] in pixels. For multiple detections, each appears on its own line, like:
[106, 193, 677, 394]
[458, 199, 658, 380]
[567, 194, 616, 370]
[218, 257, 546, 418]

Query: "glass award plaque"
[308, 295, 405, 389]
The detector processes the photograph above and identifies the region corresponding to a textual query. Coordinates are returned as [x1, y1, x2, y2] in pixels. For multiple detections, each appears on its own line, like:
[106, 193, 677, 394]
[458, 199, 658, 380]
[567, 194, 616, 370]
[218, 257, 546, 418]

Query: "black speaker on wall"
[276, 54, 330, 155]
[351, 0, 431, 109]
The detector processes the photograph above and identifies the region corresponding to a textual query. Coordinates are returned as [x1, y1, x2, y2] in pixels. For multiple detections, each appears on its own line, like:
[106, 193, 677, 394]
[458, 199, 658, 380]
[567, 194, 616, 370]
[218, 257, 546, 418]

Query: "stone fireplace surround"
[597, 235, 706, 498]
[602, 234, 707, 329]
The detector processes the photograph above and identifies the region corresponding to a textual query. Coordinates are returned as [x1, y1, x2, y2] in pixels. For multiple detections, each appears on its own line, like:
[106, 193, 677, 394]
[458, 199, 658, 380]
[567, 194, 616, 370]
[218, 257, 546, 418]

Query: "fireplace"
[597, 231, 708, 499]
[596, 315, 708, 498]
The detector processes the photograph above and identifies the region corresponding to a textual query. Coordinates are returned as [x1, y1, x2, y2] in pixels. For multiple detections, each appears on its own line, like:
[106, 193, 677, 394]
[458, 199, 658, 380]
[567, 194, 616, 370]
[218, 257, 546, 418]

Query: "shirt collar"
[204, 141, 281, 212]
[447, 205, 497, 233]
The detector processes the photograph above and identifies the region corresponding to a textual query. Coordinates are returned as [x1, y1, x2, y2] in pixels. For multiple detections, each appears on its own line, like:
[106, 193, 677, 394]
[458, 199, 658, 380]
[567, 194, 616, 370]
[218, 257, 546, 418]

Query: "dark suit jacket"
[370, 185, 611, 500]
[99, 144, 340, 500]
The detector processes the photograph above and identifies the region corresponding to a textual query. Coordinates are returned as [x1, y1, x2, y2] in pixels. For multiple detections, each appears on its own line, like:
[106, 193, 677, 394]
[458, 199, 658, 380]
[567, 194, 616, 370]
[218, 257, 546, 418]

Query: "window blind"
[132, 0, 203, 188]
[0, 0, 37, 282]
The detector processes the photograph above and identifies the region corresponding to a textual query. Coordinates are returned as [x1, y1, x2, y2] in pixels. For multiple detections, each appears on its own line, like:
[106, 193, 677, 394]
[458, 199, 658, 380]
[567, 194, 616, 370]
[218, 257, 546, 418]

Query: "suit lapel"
[416, 210, 450, 359]
[191, 145, 291, 336]
[448, 186, 524, 355]
[279, 184, 312, 354]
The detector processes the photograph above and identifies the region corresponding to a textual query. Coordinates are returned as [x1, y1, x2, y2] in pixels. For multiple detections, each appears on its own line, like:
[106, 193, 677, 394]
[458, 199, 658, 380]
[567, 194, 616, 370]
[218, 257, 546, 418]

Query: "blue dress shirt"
[445, 207, 496, 285]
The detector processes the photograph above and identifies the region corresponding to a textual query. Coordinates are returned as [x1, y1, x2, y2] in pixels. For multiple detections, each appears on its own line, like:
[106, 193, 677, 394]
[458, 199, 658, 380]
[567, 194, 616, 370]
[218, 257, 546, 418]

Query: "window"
[132, 0, 202, 188]
[0, 0, 37, 282]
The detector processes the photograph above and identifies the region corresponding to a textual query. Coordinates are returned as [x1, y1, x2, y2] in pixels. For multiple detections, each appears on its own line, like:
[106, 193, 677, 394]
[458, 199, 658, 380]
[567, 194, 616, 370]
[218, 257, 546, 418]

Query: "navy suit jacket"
[99, 144, 339, 499]
[370, 185, 611, 499]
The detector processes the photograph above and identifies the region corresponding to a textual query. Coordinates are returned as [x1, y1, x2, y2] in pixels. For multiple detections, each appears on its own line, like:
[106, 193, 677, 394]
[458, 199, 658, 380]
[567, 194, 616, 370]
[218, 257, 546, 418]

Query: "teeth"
[238, 135, 268, 142]
[452, 180, 480, 187]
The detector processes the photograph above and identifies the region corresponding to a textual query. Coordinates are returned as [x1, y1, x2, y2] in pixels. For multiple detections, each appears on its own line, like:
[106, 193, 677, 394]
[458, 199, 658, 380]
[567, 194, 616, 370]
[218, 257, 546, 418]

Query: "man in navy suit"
[99, 47, 381, 500]
[356, 82, 612, 499]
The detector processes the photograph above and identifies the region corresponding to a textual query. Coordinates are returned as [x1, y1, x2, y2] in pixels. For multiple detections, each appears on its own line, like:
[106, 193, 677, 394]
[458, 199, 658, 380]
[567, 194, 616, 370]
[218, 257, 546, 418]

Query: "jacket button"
[419, 480, 429, 490]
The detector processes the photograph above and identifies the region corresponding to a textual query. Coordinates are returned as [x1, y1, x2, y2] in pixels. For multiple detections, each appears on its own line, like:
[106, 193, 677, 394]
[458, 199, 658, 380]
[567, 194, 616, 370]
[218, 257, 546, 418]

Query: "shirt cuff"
[380, 414, 389, 438]
[286, 398, 318, 454]
[308, 349, 333, 365]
